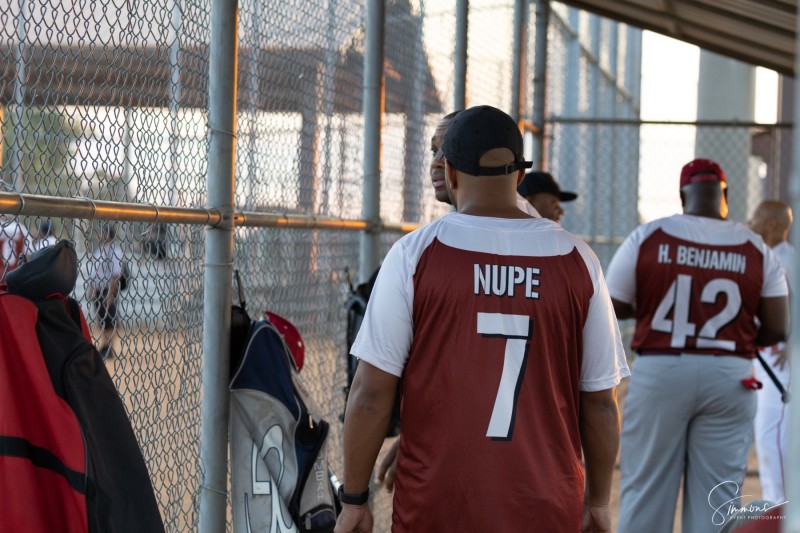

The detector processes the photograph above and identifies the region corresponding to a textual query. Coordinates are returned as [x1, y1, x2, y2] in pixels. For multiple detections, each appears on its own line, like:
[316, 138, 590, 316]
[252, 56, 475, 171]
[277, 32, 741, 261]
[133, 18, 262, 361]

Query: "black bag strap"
[234, 269, 247, 312]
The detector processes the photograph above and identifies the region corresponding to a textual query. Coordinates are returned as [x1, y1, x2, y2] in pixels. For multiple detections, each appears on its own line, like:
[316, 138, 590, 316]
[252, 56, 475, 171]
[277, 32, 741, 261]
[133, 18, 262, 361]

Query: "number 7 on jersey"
[476, 312, 532, 440]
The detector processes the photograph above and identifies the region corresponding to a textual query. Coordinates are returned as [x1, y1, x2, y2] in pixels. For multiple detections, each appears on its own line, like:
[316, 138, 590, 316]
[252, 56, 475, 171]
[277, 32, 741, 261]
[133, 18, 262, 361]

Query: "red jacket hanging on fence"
[0, 240, 165, 532]
[0, 292, 89, 532]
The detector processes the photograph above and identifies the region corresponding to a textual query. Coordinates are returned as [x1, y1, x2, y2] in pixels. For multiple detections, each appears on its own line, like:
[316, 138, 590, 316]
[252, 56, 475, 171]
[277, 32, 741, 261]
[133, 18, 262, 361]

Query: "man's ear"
[516, 169, 525, 186]
[446, 161, 458, 190]
[679, 190, 686, 208]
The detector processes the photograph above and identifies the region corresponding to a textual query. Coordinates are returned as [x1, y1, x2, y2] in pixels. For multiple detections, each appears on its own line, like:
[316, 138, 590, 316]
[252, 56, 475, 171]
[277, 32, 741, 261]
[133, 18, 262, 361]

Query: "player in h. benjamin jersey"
[334, 106, 630, 533]
[606, 159, 789, 533]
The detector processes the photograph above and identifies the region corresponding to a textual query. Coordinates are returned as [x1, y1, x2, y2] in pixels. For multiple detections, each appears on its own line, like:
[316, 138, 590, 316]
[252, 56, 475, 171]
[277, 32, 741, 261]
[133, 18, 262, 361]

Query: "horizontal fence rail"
[0, 191, 421, 232]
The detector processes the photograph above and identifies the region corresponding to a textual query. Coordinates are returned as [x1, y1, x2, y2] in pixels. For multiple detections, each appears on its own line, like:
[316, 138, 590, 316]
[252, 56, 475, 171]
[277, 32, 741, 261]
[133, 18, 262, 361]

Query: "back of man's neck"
[459, 205, 531, 219]
[683, 209, 723, 220]
[766, 235, 785, 248]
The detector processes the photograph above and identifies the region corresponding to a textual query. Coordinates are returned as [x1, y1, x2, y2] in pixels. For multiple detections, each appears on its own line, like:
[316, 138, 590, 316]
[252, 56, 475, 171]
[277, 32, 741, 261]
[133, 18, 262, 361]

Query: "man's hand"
[334, 504, 373, 533]
[376, 438, 400, 492]
[581, 503, 611, 532]
[773, 345, 789, 371]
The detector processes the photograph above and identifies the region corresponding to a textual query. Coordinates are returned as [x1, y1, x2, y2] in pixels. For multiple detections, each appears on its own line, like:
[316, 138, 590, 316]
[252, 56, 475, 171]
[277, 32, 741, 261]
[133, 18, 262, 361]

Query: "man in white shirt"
[88, 223, 124, 359]
[748, 199, 794, 504]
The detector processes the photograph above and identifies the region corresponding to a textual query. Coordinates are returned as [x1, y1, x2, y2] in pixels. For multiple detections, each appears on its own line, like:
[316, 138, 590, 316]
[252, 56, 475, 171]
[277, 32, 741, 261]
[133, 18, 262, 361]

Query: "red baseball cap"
[265, 311, 305, 371]
[680, 158, 726, 188]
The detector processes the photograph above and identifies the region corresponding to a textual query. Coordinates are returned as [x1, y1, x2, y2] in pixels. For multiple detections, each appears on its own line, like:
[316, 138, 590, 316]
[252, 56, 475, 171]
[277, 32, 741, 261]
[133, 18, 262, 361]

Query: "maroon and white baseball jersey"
[606, 214, 787, 358]
[352, 213, 629, 532]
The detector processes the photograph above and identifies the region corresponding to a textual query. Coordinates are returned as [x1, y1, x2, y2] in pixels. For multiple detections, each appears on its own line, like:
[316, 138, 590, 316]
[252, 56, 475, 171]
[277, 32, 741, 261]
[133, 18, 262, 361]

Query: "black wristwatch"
[338, 485, 370, 505]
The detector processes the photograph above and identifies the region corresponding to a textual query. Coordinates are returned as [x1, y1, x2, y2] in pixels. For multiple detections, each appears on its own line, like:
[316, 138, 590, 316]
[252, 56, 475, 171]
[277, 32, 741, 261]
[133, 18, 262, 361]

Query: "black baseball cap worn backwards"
[441, 105, 533, 176]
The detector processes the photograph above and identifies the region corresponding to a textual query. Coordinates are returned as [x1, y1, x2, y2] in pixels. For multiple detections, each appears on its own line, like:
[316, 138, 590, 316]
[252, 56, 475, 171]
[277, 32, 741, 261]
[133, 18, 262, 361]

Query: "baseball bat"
[755, 351, 791, 404]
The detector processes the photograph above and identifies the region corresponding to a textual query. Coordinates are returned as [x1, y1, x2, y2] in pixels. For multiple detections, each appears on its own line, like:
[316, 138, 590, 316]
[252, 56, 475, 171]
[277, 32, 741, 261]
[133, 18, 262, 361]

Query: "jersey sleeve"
[349, 241, 415, 377]
[761, 244, 789, 298]
[605, 227, 643, 305]
[576, 243, 631, 391]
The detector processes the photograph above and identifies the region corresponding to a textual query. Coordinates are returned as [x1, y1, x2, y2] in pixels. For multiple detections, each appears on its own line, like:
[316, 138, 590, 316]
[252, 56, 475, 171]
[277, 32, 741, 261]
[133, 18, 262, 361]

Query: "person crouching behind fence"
[88, 223, 124, 360]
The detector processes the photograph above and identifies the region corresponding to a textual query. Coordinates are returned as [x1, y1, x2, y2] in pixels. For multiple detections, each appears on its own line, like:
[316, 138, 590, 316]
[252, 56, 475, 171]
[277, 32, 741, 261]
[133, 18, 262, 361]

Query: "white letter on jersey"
[474, 264, 490, 295]
[508, 266, 525, 297]
[476, 312, 532, 440]
[658, 244, 671, 264]
[677, 245, 688, 265]
[491, 265, 508, 296]
[525, 267, 541, 299]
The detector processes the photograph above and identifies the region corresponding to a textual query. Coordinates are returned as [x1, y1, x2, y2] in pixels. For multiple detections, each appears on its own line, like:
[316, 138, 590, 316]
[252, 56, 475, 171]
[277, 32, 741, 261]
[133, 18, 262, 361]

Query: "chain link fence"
[0, 0, 792, 531]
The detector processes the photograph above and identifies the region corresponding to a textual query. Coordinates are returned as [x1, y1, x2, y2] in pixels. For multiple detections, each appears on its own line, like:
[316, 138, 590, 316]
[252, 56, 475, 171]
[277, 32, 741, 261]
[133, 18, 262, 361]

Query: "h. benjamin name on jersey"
[656, 243, 747, 275]
[473, 263, 541, 299]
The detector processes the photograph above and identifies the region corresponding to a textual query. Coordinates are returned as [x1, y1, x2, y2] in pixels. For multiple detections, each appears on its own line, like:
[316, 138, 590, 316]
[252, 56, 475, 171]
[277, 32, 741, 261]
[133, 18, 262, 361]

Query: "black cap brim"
[560, 191, 578, 202]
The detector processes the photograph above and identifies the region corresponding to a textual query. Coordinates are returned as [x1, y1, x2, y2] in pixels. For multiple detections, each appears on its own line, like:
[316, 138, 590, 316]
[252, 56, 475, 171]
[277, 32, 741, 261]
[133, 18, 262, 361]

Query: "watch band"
[338, 485, 369, 505]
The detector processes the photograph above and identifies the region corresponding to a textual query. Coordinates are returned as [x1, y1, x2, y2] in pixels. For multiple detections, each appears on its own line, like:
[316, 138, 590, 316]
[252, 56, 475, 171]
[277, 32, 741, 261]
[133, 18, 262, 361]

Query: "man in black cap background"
[335, 105, 628, 533]
[518, 170, 578, 223]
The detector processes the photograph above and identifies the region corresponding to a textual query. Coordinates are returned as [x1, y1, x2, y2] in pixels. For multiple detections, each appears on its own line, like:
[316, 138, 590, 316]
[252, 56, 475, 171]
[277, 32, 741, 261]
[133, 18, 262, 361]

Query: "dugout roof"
[558, 0, 797, 77]
[0, 0, 441, 114]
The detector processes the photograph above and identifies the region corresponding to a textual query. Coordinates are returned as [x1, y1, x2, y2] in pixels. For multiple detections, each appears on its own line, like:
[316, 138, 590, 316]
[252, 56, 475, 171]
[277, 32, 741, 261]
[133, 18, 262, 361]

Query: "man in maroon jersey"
[375, 109, 541, 492]
[606, 159, 789, 533]
[335, 105, 629, 533]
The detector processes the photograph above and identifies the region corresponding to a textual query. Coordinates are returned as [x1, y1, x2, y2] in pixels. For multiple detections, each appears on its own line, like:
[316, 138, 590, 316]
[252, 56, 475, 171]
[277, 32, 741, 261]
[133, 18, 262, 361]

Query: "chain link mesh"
[1, 0, 211, 530]
[0, 0, 792, 531]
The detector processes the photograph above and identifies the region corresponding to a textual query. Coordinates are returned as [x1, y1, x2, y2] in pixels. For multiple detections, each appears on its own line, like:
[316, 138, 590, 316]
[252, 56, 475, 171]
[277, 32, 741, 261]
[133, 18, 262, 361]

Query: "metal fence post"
[454, 0, 468, 110]
[786, 8, 800, 531]
[359, 0, 385, 283]
[198, 0, 238, 529]
[532, 0, 549, 169]
[510, 0, 528, 122]
[587, 16, 600, 243]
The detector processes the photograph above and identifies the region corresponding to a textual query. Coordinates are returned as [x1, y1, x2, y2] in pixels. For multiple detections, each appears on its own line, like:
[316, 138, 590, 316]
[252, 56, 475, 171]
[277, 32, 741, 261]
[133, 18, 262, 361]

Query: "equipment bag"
[230, 313, 337, 533]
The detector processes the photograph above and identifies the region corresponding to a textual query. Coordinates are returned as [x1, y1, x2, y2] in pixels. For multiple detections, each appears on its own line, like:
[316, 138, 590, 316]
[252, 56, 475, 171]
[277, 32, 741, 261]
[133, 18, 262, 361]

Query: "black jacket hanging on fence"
[0, 241, 164, 533]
